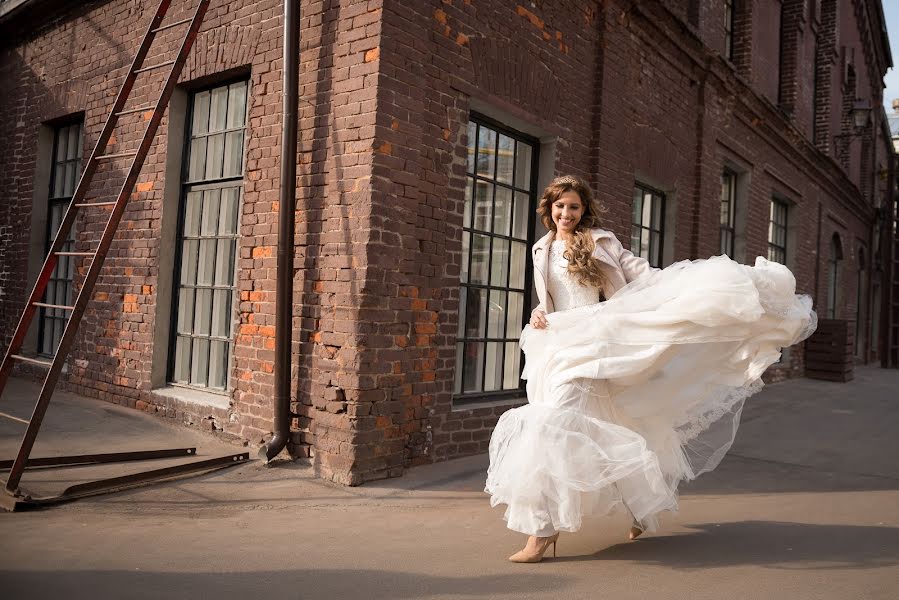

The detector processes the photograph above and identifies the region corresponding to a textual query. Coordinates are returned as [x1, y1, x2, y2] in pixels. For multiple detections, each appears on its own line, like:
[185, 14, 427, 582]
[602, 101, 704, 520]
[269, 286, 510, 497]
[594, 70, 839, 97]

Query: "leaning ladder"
[0, 0, 247, 509]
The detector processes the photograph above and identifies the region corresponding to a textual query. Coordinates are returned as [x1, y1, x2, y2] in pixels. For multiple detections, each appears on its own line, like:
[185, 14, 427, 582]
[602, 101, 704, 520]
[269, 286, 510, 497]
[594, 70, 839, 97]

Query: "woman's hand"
[530, 309, 548, 329]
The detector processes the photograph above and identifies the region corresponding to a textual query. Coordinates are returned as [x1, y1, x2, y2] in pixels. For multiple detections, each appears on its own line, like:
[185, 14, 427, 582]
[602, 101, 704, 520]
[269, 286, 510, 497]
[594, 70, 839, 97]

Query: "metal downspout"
[260, 0, 299, 461]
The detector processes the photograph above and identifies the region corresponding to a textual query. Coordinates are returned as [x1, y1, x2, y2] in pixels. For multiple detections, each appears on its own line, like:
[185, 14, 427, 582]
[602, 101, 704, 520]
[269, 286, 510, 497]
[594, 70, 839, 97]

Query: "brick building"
[0, 0, 895, 485]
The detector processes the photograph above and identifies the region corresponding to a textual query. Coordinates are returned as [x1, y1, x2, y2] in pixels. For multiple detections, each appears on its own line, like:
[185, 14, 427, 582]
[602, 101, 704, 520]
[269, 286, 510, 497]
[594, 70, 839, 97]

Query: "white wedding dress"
[485, 241, 817, 536]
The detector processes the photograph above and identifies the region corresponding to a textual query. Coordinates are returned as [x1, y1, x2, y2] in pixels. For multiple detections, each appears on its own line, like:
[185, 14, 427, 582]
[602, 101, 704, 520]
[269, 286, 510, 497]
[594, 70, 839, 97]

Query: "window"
[724, 0, 735, 60]
[767, 198, 789, 264]
[720, 169, 737, 257]
[871, 281, 880, 356]
[39, 122, 83, 356]
[856, 247, 866, 357]
[687, 0, 700, 27]
[631, 184, 665, 268]
[455, 116, 537, 401]
[169, 80, 248, 391]
[826, 234, 843, 319]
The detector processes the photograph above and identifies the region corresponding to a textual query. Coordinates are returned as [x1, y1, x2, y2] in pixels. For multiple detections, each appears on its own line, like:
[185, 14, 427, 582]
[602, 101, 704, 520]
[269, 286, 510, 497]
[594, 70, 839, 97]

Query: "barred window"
[725, 0, 735, 60]
[169, 81, 248, 391]
[827, 233, 843, 319]
[631, 184, 665, 268]
[455, 116, 537, 402]
[39, 122, 83, 356]
[687, 0, 700, 27]
[720, 169, 737, 257]
[856, 247, 866, 356]
[768, 198, 789, 264]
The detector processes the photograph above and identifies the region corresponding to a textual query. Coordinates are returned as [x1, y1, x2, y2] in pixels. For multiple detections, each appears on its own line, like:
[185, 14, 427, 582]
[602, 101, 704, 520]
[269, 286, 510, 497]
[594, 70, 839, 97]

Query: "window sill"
[452, 395, 526, 412]
[151, 385, 231, 411]
[35, 355, 69, 374]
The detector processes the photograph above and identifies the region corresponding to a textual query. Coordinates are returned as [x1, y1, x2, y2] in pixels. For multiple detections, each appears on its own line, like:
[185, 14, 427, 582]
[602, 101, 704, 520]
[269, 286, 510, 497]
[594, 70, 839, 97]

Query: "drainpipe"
[260, 0, 299, 462]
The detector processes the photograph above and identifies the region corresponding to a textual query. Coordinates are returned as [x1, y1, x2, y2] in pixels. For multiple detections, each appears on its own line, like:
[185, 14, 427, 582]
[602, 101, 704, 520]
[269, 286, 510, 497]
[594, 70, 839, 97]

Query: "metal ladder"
[0, 0, 248, 509]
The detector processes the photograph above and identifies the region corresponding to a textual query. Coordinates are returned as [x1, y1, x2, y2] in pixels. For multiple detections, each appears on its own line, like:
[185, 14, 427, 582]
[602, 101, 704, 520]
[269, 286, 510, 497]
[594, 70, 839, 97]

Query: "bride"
[485, 175, 817, 563]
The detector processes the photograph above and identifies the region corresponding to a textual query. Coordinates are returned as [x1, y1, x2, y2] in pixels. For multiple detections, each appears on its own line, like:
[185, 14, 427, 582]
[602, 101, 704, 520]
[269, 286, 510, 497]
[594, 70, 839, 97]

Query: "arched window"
[827, 234, 843, 319]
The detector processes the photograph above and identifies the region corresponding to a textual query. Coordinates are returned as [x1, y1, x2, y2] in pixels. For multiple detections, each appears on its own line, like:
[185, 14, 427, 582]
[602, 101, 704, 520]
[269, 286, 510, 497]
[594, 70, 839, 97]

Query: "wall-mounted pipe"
[260, 0, 299, 462]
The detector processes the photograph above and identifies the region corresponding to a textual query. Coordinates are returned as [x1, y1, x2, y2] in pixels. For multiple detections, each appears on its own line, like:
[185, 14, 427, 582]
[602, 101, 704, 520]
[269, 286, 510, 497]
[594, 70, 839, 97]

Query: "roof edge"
[0, 0, 115, 38]
[873, 0, 893, 70]
[0, 0, 33, 22]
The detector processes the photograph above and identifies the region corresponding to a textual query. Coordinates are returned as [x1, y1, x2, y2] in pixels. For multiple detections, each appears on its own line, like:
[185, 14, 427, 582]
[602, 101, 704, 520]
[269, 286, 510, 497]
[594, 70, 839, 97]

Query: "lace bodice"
[547, 240, 603, 311]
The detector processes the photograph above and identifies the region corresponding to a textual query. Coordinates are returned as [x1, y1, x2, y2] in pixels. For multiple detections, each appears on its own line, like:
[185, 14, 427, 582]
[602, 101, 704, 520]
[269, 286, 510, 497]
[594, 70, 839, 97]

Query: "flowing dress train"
[485, 253, 817, 536]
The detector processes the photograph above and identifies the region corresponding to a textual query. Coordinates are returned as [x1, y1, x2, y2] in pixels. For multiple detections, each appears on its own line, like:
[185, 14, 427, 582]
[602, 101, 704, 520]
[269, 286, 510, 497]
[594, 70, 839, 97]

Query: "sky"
[883, 2, 899, 112]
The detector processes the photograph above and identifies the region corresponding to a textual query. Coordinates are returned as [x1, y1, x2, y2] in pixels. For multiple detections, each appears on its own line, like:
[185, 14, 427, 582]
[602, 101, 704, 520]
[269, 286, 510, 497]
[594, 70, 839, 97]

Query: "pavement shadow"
[558, 520, 899, 570]
[0, 568, 566, 600]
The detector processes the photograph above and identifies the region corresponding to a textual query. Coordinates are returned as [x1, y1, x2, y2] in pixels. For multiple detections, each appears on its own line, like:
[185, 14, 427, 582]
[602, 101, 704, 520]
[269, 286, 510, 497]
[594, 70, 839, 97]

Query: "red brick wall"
[0, 0, 891, 485]
[366, 0, 607, 468]
[1, 0, 279, 441]
[0, 0, 387, 460]
[751, 0, 782, 105]
[293, 0, 387, 484]
[365, 0, 890, 469]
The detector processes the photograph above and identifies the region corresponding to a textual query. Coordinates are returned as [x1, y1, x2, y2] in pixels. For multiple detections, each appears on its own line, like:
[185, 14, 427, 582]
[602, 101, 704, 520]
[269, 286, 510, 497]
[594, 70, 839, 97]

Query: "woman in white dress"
[485, 175, 817, 563]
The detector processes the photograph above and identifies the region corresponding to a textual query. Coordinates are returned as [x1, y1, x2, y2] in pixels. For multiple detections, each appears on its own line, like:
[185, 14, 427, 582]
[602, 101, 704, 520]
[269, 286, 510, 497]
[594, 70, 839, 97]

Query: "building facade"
[0, 0, 894, 485]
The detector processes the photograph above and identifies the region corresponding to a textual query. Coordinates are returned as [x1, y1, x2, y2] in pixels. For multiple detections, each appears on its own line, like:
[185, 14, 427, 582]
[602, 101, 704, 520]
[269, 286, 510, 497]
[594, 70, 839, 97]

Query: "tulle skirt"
[485, 256, 817, 536]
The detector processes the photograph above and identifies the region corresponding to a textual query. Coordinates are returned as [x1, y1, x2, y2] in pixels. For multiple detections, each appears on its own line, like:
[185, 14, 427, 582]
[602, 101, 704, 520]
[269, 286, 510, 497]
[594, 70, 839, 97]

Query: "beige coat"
[532, 227, 658, 314]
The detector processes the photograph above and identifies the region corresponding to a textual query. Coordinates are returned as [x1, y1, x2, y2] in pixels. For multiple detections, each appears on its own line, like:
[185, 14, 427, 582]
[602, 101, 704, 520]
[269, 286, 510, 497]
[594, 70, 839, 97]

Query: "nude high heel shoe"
[508, 533, 560, 563]
[628, 519, 645, 540]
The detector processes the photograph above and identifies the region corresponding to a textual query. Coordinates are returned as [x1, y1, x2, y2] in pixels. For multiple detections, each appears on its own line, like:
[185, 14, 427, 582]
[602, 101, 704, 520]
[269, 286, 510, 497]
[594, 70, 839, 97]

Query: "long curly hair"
[536, 175, 607, 290]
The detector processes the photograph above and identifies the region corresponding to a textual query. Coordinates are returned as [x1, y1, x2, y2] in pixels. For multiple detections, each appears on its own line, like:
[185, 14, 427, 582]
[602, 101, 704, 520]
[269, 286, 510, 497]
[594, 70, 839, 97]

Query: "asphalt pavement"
[0, 367, 896, 599]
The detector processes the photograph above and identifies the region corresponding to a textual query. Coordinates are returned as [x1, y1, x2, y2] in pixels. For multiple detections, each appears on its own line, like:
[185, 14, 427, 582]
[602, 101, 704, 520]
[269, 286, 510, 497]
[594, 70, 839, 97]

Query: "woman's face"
[551, 190, 585, 235]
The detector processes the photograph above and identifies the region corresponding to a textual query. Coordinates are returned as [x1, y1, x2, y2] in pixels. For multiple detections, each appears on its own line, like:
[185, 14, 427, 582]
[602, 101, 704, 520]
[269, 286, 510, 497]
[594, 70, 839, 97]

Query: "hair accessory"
[555, 175, 581, 186]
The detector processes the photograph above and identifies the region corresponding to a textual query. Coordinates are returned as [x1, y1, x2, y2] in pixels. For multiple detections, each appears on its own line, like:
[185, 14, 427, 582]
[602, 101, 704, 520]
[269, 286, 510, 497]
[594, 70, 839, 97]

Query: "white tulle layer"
[485, 256, 817, 536]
